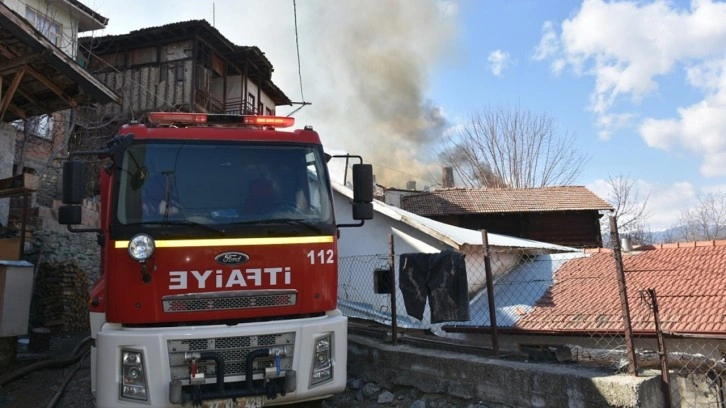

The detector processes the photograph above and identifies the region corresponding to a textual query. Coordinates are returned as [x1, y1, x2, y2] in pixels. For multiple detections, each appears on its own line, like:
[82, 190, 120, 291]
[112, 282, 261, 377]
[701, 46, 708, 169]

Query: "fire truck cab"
[59, 112, 373, 407]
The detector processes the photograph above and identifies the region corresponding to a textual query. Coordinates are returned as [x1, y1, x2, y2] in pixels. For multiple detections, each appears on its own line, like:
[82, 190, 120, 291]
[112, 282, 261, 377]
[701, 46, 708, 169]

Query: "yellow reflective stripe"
[114, 235, 334, 249]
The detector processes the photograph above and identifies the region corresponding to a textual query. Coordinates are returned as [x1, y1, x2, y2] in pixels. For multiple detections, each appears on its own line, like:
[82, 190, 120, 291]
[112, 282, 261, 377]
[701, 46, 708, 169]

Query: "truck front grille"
[162, 290, 297, 313]
[167, 332, 295, 383]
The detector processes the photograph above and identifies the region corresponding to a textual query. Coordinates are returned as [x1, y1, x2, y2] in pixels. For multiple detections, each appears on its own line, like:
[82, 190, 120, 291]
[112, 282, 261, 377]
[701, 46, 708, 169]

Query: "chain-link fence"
[337, 222, 726, 407]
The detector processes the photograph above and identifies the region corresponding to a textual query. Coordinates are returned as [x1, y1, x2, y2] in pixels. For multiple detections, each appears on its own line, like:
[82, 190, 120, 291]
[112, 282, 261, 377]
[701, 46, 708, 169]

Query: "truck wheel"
[293, 400, 323, 408]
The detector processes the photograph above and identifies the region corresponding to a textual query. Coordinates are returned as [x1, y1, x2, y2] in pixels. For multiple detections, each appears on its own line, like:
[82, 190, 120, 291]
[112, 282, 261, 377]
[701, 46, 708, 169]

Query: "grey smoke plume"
[94, 1, 457, 188]
[96, 0, 458, 189]
[284, 1, 458, 189]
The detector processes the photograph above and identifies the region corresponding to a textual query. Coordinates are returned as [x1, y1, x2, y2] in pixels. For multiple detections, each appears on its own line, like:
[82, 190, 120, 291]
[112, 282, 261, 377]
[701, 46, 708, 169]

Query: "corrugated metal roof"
[467, 252, 587, 327]
[401, 186, 614, 215]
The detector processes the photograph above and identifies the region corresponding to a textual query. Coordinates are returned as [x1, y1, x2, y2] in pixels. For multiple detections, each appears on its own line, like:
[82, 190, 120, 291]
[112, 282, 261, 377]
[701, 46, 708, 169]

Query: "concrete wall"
[0, 125, 15, 226]
[348, 334, 665, 408]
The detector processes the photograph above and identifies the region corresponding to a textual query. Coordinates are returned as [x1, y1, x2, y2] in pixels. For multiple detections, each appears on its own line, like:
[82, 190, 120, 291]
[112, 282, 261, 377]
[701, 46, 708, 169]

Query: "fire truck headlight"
[310, 334, 333, 387]
[128, 234, 155, 262]
[120, 349, 148, 401]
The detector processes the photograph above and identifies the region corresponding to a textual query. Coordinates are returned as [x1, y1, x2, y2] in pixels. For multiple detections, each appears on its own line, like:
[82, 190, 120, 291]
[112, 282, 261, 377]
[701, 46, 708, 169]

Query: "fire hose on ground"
[0, 336, 92, 407]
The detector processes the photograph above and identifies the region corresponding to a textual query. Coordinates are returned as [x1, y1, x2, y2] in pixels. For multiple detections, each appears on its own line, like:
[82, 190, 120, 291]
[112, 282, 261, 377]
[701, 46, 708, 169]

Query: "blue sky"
[86, 0, 726, 231]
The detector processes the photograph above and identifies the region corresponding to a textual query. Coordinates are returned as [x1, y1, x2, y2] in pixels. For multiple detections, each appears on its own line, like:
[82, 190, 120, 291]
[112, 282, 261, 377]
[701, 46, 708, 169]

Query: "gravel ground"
[0, 332, 489, 408]
[1, 362, 488, 408]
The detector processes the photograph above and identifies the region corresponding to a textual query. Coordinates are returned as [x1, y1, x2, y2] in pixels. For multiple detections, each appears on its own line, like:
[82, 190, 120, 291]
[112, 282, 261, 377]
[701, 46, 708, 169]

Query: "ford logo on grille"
[215, 252, 249, 266]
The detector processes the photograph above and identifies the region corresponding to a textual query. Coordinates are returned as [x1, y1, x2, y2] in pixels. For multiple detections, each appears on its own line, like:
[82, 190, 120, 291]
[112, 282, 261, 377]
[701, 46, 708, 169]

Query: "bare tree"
[659, 227, 677, 244]
[439, 105, 589, 188]
[601, 174, 651, 245]
[679, 192, 726, 241]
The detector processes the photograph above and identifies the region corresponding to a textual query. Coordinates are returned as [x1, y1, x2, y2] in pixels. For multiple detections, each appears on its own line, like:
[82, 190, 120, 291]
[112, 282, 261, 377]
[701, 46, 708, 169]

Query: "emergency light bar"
[147, 112, 295, 128]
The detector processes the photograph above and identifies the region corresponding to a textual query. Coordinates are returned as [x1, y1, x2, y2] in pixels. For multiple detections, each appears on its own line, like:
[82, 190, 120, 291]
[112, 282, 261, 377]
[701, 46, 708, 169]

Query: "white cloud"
[533, 21, 558, 62]
[536, 0, 726, 178]
[639, 56, 726, 176]
[596, 112, 635, 141]
[487, 50, 511, 77]
[644, 181, 698, 231]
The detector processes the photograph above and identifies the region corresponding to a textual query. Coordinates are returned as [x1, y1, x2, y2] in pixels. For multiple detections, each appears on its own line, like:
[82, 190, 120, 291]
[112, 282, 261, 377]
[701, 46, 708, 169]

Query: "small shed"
[400, 186, 614, 248]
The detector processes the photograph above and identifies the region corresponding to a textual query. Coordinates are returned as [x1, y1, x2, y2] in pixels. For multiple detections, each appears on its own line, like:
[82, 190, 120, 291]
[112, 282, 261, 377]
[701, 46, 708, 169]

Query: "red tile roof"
[400, 186, 613, 216]
[516, 242, 726, 335]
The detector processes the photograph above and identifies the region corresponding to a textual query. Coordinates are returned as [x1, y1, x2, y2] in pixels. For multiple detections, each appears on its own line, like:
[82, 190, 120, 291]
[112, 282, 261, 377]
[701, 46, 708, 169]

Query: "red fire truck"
[58, 112, 373, 407]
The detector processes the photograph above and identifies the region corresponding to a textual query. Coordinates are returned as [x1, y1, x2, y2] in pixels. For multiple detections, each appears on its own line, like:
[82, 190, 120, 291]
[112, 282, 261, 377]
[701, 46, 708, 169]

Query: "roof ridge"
[431, 185, 589, 192]
[636, 239, 726, 250]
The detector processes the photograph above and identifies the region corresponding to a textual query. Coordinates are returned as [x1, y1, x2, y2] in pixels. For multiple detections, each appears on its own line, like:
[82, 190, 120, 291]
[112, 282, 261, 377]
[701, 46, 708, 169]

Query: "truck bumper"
[93, 310, 347, 407]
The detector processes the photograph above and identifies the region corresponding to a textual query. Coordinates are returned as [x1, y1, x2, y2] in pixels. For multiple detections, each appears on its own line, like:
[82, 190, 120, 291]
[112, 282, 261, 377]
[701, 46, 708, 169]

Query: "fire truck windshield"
[112, 141, 334, 237]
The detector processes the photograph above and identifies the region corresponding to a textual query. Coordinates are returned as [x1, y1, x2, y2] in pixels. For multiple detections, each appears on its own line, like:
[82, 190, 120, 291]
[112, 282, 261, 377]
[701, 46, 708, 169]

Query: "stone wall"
[30, 228, 101, 287]
[28, 199, 101, 286]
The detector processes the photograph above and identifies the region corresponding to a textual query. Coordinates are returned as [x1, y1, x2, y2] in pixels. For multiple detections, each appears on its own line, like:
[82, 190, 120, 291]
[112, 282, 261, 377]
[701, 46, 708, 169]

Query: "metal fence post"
[609, 216, 638, 376]
[482, 230, 499, 357]
[388, 234, 398, 346]
[645, 288, 672, 407]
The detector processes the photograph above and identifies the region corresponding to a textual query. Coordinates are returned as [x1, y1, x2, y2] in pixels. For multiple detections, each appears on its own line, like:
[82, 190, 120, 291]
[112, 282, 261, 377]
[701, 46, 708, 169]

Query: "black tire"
[290, 400, 323, 408]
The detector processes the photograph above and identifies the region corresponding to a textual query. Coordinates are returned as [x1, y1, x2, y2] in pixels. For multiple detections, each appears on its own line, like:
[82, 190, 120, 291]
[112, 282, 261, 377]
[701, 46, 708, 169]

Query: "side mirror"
[333, 155, 374, 228]
[352, 202, 373, 220]
[59, 160, 85, 225]
[352, 164, 373, 220]
[58, 205, 82, 225]
[62, 160, 85, 204]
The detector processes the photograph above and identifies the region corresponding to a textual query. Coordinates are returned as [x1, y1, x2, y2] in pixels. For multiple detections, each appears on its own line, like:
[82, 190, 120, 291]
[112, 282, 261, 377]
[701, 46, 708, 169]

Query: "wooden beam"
[13, 83, 43, 107]
[1, 73, 45, 107]
[0, 42, 15, 58]
[0, 67, 26, 121]
[0, 51, 47, 76]
[0, 43, 79, 109]
[25, 68, 78, 108]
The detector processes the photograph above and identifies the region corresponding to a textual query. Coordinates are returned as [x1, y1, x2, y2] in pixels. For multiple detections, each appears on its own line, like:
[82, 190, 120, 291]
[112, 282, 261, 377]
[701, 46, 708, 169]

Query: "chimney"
[441, 167, 454, 188]
[406, 180, 416, 191]
[621, 237, 633, 252]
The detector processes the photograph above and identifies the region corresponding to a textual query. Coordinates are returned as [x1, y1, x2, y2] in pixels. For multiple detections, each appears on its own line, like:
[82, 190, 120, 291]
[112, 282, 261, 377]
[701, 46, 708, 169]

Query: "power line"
[293, 0, 305, 103]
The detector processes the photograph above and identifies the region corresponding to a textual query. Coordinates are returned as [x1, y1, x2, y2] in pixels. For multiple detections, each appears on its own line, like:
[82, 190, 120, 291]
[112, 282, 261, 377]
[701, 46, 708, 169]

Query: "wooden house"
[400, 186, 614, 248]
[0, 0, 117, 224]
[78, 19, 291, 120]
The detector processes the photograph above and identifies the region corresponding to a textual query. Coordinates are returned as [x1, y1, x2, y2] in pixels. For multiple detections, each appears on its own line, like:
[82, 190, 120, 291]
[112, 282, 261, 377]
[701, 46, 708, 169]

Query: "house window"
[258, 102, 264, 115]
[34, 115, 54, 140]
[174, 64, 185, 82]
[160, 63, 185, 82]
[265, 107, 273, 116]
[247, 93, 256, 114]
[160, 63, 168, 82]
[25, 7, 62, 46]
[12, 115, 54, 140]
